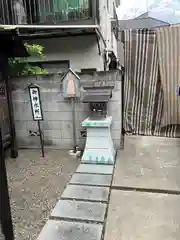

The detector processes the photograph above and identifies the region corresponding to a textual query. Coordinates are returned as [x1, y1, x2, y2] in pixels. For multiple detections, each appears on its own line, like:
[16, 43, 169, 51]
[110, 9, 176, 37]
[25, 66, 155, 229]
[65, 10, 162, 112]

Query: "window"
[29, 61, 70, 74]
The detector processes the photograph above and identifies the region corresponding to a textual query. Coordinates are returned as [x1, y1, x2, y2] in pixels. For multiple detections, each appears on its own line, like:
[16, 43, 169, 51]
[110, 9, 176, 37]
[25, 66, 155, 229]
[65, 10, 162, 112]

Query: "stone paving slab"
[76, 164, 113, 175]
[113, 136, 180, 191]
[37, 220, 103, 240]
[69, 173, 112, 187]
[61, 185, 109, 202]
[124, 135, 180, 147]
[104, 190, 180, 240]
[51, 199, 106, 223]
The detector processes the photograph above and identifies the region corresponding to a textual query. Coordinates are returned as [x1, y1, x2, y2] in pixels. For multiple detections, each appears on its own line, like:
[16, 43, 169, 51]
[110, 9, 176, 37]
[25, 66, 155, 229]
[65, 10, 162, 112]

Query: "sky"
[117, 0, 155, 19]
[117, 0, 180, 23]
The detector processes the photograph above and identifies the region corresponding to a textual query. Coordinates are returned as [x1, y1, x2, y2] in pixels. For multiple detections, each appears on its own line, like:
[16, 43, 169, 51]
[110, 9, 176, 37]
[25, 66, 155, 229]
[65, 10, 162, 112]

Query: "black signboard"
[28, 84, 44, 157]
[28, 85, 43, 121]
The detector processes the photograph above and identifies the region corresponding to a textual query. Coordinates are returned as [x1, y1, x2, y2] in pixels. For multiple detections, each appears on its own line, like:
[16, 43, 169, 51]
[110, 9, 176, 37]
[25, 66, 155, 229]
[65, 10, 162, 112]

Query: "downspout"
[95, 28, 110, 71]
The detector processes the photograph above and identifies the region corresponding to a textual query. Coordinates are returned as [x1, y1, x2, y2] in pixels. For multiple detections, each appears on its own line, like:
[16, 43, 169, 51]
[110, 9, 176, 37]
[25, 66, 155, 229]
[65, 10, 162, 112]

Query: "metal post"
[121, 67, 125, 136]
[37, 120, 44, 158]
[28, 83, 44, 157]
[0, 126, 14, 240]
[71, 98, 77, 153]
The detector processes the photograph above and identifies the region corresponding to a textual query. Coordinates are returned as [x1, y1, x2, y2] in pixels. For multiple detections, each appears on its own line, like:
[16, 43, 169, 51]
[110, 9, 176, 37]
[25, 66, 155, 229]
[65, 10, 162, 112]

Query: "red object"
[67, 79, 76, 97]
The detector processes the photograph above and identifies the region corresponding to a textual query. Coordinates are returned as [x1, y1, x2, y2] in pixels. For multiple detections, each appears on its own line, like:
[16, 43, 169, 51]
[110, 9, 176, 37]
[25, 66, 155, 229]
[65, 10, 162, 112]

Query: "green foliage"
[24, 43, 46, 58]
[8, 43, 48, 77]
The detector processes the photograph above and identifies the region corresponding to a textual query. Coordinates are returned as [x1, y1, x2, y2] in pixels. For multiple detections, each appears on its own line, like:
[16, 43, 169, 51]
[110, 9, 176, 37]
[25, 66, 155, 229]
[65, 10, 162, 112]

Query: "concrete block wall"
[11, 70, 122, 150]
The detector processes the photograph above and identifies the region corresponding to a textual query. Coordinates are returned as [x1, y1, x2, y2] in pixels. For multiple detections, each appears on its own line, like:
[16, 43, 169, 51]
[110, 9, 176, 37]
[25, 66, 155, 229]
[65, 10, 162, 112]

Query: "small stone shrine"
[81, 84, 116, 164]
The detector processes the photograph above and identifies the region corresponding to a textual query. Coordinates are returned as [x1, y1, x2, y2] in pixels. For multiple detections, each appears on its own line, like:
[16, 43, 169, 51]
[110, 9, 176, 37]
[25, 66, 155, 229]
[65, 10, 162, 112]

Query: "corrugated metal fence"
[123, 27, 180, 137]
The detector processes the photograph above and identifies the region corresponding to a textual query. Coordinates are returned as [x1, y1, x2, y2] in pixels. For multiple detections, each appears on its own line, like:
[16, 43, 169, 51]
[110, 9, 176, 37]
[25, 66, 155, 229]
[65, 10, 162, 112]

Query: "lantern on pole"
[61, 69, 80, 153]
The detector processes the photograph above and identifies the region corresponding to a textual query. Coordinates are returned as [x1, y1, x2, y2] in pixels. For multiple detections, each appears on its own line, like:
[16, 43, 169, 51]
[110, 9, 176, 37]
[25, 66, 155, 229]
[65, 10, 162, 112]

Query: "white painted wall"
[26, 1, 119, 71]
[99, 0, 118, 57]
[27, 35, 104, 72]
[108, 0, 116, 18]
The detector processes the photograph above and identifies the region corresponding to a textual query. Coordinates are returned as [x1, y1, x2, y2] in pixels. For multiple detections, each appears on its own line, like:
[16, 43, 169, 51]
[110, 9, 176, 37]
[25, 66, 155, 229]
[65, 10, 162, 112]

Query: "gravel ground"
[5, 150, 79, 240]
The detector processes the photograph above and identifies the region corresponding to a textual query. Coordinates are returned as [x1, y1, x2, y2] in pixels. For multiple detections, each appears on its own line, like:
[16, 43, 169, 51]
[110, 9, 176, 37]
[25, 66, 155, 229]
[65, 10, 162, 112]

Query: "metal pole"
[0, 126, 14, 240]
[37, 120, 44, 158]
[71, 98, 77, 153]
[0, 24, 99, 29]
[121, 67, 125, 136]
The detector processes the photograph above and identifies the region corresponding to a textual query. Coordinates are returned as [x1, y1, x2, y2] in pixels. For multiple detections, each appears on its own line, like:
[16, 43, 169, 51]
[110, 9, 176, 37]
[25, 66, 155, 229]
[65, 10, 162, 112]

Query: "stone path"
[37, 163, 115, 240]
[37, 135, 180, 240]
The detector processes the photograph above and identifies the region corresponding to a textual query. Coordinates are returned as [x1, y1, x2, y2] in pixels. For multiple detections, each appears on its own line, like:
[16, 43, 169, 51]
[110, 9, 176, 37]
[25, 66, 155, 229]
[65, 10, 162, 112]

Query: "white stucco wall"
[25, 1, 119, 71]
[99, 0, 118, 57]
[27, 35, 104, 72]
[108, 0, 116, 18]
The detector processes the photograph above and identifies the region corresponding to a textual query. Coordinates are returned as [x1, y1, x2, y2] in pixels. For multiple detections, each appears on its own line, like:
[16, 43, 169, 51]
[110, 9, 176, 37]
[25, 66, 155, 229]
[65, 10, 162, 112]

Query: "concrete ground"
[3, 136, 180, 240]
[105, 135, 180, 240]
[5, 150, 79, 240]
[113, 136, 180, 191]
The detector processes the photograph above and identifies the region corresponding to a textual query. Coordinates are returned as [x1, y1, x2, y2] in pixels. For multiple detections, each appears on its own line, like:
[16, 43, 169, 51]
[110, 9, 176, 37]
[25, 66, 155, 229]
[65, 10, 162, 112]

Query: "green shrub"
[9, 43, 48, 76]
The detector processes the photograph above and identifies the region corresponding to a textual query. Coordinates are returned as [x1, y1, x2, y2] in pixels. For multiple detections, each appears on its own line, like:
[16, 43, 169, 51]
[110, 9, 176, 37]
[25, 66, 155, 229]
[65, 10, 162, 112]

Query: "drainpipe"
[103, 49, 111, 71]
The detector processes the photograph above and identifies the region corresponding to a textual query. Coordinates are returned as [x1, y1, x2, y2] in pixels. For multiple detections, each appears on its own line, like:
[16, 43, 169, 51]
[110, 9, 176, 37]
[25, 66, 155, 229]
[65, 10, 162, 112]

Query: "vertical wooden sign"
[28, 84, 44, 157]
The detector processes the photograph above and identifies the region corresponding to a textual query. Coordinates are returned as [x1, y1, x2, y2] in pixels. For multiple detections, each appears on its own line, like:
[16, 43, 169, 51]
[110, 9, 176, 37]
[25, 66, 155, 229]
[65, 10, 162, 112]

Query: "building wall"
[11, 70, 122, 150]
[26, 1, 119, 71]
[117, 31, 124, 67]
[108, 0, 117, 18]
[99, 0, 118, 57]
[118, 18, 169, 30]
[27, 35, 104, 72]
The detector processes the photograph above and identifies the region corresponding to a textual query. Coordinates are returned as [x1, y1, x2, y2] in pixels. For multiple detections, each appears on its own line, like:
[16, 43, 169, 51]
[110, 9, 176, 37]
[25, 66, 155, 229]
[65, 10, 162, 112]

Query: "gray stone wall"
[11, 70, 122, 150]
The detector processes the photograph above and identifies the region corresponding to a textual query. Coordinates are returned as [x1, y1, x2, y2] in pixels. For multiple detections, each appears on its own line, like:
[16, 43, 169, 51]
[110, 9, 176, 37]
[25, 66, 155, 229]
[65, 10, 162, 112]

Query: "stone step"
[69, 173, 112, 187]
[51, 199, 107, 223]
[37, 220, 103, 240]
[61, 185, 109, 202]
[76, 164, 114, 175]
